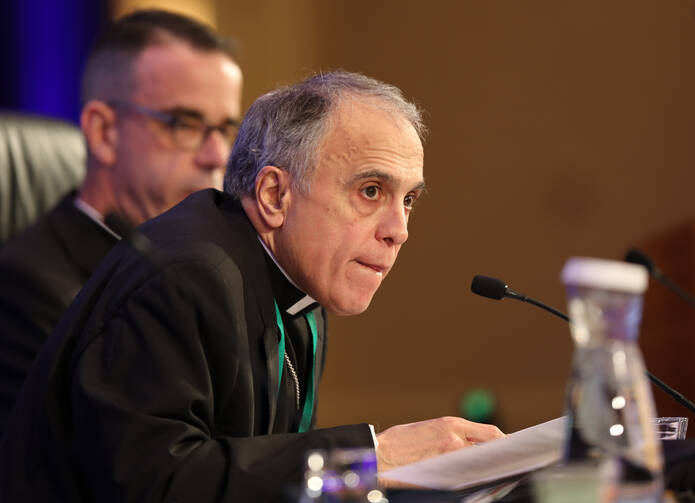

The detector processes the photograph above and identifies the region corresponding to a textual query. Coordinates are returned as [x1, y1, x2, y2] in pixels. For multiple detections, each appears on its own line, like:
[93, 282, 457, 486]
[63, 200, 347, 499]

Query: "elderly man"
[0, 10, 242, 431]
[0, 72, 502, 502]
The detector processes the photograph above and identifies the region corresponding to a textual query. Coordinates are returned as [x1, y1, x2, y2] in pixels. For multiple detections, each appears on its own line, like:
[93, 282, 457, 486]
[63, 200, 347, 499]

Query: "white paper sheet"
[379, 416, 567, 490]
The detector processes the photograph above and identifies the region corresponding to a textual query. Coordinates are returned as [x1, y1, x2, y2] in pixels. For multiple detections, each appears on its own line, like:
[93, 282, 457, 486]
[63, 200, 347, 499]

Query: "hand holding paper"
[374, 416, 505, 487]
[380, 417, 566, 490]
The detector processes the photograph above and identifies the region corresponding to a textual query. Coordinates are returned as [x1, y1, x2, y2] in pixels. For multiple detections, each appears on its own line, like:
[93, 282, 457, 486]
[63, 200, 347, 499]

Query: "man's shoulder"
[139, 189, 259, 269]
[103, 191, 256, 293]
[0, 194, 117, 297]
[0, 197, 79, 293]
[66, 190, 270, 335]
[1, 200, 67, 260]
[142, 189, 247, 235]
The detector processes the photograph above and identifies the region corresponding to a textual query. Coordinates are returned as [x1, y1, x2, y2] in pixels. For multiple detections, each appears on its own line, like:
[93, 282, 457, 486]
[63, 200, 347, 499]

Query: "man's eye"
[218, 124, 237, 136]
[404, 193, 417, 210]
[361, 185, 380, 200]
[171, 118, 200, 131]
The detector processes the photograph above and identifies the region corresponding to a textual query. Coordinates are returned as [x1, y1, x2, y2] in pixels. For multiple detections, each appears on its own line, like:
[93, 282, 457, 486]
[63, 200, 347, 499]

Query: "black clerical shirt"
[264, 252, 322, 433]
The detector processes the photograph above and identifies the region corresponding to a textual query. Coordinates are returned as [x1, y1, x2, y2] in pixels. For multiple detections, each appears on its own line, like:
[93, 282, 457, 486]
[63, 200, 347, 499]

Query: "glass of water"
[303, 448, 385, 502]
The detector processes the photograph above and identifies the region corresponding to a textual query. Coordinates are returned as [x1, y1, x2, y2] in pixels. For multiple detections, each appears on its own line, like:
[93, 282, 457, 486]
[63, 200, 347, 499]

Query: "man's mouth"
[356, 260, 386, 277]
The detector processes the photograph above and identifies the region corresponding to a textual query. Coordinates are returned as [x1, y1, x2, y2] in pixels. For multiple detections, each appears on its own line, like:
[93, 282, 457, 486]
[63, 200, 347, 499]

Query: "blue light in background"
[13, 0, 105, 123]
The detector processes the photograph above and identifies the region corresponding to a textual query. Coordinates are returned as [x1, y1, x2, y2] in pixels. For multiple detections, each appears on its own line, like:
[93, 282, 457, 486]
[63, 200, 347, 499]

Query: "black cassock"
[0, 191, 117, 431]
[0, 189, 372, 502]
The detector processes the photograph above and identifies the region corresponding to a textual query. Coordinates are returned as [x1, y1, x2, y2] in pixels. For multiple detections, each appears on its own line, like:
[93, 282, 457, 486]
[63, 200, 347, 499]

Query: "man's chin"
[323, 295, 375, 317]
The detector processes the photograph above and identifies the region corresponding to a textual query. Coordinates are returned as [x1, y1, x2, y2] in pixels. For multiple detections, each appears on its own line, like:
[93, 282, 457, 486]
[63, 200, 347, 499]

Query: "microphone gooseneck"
[625, 248, 695, 306]
[470, 275, 569, 322]
[470, 274, 695, 415]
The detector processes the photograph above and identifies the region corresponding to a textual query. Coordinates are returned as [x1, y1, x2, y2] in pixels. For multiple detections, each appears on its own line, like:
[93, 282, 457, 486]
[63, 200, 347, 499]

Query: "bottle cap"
[561, 256, 648, 294]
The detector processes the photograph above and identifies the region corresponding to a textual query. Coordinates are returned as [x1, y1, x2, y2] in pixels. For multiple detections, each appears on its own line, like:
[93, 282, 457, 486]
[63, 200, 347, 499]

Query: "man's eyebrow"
[411, 180, 427, 193]
[347, 169, 426, 192]
[348, 169, 393, 184]
[165, 107, 204, 120]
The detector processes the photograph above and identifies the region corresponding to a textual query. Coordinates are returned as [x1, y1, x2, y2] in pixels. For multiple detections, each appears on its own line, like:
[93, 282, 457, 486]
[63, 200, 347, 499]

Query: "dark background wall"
[3, 0, 694, 434]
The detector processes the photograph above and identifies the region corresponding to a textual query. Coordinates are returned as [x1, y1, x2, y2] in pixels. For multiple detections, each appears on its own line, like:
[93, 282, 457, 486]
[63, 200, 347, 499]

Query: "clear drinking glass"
[302, 448, 383, 502]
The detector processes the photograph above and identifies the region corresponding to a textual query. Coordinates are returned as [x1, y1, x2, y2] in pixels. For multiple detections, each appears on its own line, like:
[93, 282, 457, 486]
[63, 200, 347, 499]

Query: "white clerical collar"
[73, 197, 121, 240]
[257, 237, 316, 316]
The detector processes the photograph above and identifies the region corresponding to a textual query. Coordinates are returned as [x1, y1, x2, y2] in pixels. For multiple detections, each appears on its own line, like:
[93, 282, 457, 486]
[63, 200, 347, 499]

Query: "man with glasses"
[0, 9, 242, 432]
[1, 70, 504, 503]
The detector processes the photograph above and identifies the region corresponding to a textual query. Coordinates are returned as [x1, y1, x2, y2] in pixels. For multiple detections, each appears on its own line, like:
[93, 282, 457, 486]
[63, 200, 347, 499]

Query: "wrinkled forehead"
[331, 95, 416, 131]
[309, 99, 424, 185]
[321, 98, 423, 158]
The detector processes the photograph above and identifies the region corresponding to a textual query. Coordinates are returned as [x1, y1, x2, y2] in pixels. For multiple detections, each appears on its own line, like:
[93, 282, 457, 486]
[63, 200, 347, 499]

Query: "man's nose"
[376, 202, 409, 247]
[195, 130, 231, 170]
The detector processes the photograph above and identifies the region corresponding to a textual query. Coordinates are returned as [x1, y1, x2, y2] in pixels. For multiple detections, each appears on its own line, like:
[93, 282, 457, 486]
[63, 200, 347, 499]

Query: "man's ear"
[254, 165, 291, 229]
[80, 100, 118, 166]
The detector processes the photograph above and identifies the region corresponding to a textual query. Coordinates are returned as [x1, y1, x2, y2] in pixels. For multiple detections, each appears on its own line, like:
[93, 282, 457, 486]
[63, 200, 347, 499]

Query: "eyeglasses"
[108, 100, 240, 150]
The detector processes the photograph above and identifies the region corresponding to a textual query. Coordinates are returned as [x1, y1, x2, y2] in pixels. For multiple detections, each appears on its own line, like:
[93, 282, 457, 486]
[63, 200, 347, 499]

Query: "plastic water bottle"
[561, 257, 663, 501]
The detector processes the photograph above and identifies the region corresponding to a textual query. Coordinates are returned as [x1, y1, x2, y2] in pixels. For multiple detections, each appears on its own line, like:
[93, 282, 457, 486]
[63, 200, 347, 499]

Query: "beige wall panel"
[218, 1, 324, 110]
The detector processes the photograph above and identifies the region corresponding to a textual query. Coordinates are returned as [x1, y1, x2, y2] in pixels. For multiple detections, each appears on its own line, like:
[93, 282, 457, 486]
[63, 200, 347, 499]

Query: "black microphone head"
[625, 248, 655, 275]
[471, 275, 508, 300]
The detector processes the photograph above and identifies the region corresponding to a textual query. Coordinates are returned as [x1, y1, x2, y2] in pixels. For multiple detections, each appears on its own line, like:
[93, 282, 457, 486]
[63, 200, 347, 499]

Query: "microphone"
[470, 274, 695, 415]
[625, 248, 695, 306]
[471, 275, 569, 322]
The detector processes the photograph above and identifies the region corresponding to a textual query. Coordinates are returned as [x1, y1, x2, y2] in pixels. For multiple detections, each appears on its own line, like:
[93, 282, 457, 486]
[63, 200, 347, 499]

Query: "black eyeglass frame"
[107, 100, 240, 150]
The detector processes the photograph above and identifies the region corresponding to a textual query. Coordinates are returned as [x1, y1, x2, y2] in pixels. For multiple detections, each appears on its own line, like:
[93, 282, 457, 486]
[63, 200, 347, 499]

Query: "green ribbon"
[274, 301, 317, 433]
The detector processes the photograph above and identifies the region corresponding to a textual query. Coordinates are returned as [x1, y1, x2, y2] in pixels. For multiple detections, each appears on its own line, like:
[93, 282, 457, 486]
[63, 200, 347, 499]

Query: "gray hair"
[224, 71, 426, 197]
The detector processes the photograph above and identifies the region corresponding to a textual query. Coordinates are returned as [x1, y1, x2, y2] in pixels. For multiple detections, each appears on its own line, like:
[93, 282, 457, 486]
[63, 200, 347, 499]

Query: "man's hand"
[375, 416, 505, 474]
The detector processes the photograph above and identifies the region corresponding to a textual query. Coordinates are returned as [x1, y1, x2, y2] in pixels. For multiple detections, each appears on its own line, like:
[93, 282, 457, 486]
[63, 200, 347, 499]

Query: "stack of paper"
[380, 416, 567, 490]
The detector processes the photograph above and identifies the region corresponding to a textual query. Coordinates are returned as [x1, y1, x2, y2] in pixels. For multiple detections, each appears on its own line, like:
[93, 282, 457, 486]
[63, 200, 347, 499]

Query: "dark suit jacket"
[0, 189, 372, 502]
[0, 192, 117, 432]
